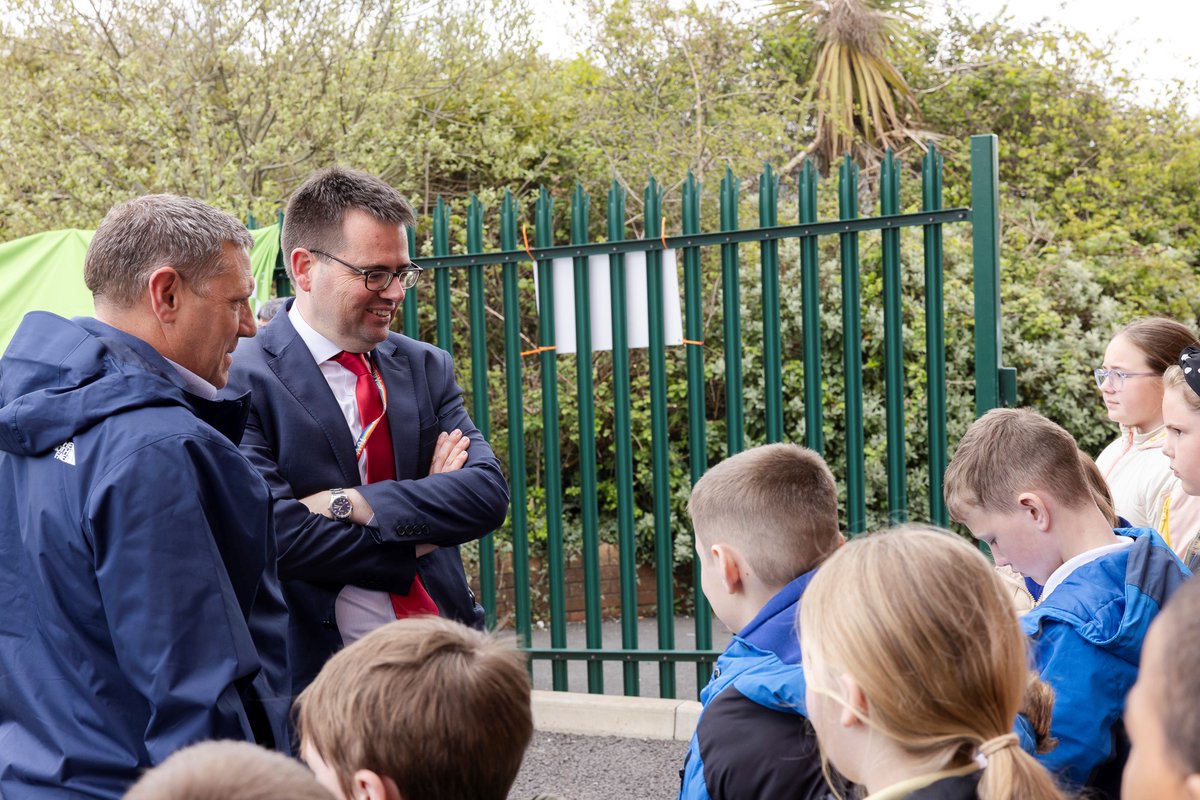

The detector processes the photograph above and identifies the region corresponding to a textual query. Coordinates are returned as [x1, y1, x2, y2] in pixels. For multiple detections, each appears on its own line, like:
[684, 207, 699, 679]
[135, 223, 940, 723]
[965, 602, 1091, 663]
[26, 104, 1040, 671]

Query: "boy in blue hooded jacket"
[679, 443, 844, 800]
[946, 408, 1191, 800]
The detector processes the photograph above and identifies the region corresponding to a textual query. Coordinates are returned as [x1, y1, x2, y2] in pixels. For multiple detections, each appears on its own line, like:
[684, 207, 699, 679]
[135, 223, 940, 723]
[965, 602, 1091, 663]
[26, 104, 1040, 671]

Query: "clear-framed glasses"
[311, 249, 423, 292]
[1093, 368, 1158, 390]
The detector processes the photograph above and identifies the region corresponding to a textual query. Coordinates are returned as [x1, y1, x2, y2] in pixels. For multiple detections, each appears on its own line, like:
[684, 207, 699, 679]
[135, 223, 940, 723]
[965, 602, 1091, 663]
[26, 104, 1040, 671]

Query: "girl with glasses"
[1095, 318, 1200, 560]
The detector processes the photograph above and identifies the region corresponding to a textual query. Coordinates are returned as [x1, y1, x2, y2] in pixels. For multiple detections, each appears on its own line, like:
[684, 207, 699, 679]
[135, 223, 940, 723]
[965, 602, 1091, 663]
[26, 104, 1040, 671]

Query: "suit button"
[321, 618, 335, 629]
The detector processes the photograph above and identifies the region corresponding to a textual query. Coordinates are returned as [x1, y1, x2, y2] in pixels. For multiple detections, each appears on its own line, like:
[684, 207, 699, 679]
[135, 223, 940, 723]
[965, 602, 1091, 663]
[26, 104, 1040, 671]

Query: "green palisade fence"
[274, 134, 1017, 698]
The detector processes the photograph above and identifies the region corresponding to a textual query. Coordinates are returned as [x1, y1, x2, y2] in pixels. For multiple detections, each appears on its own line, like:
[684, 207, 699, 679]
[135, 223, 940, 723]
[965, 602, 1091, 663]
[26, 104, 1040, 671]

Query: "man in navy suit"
[226, 167, 509, 694]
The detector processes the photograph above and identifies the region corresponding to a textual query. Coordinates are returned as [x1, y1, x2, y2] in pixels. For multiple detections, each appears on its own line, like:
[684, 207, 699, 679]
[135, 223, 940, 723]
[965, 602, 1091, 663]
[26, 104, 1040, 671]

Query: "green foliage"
[4, 0, 1200, 579]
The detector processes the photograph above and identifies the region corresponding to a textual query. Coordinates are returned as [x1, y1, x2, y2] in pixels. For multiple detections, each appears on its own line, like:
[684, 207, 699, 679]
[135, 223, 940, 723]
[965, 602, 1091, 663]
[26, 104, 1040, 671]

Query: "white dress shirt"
[288, 304, 395, 643]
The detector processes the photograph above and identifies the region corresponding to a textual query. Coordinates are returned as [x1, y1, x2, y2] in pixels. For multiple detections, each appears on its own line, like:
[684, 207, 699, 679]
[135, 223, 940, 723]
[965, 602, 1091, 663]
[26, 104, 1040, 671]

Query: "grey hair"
[281, 166, 416, 279]
[84, 194, 253, 308]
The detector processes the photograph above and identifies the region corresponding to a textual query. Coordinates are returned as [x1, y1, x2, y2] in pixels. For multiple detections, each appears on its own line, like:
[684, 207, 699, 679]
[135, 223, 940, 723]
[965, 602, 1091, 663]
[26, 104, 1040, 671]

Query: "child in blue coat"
[679, 443, 844, 800]
[945, 408, 1190, 799]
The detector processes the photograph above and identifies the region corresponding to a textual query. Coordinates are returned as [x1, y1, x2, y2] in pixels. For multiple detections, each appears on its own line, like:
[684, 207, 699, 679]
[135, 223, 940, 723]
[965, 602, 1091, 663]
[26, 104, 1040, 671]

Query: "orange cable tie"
[521, 344, 557, 357]
[661, 217, 668, 250]
[682, 339, 704, 346]
[522, 224, 536, 262]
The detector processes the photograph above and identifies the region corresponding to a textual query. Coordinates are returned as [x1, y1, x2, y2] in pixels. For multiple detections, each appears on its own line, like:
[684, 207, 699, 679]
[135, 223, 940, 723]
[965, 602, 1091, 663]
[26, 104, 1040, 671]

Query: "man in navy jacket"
[0, 196, 290, 798]
[226, 167, 509, 694]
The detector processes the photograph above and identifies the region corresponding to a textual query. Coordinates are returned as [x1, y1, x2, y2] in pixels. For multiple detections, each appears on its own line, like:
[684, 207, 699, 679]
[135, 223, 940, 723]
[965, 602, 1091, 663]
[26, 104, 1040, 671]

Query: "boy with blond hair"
[945, 407, 1190, 799]
[679, 443, 844, 800]
[295, 616, 533, 800]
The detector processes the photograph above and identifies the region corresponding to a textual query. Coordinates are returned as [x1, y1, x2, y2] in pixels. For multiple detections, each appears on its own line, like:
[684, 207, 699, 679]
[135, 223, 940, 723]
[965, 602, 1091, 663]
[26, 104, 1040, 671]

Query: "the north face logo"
[53, 441, 76, 466]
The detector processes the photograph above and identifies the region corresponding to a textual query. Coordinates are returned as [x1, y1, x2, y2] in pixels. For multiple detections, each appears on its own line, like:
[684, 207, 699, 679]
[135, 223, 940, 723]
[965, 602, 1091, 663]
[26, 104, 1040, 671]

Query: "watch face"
[330, 494, 353, 520]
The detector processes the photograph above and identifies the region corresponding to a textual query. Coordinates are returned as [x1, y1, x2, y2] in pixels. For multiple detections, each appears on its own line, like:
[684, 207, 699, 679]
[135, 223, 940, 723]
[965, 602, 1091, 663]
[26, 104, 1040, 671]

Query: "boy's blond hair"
[295, 616, 532, 800]
[123, 741, 333, 800]
[688, 443, 841, 587]
[944, 408, 1092, 519]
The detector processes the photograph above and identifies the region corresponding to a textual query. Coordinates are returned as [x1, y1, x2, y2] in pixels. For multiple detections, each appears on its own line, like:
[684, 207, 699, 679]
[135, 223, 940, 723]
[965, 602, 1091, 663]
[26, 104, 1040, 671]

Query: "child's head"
[1124, 577, 1200, 800]
[798, 526, 1063, 800]
[123, 741, 334, 800]
[688, 443, 842, 625]
[1163, 348, 1200, 496]
[944, 408, 1094, 583]
[1100, 318, 1198, 432]
[295, 616, 533, 800]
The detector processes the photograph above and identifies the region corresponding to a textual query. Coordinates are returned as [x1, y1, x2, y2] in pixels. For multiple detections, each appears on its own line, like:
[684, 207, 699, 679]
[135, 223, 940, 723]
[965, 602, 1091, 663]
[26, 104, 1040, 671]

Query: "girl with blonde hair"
[798, 526, 1064, 800]
[1161, 346, 1200, 568]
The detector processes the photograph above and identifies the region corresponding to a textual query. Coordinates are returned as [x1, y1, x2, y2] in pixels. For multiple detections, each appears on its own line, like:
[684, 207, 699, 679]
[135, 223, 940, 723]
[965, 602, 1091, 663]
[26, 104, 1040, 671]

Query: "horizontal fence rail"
[266, 134, 1014, 698]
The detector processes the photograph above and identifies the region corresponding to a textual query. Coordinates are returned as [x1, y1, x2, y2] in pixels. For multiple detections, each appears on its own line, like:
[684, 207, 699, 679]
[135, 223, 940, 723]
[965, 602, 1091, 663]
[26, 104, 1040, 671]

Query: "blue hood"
[0, 312, 248, 455]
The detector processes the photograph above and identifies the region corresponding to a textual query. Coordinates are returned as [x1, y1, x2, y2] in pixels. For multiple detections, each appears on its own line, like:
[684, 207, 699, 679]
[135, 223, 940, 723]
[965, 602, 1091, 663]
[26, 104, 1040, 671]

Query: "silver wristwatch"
[329, 488, 353, 521]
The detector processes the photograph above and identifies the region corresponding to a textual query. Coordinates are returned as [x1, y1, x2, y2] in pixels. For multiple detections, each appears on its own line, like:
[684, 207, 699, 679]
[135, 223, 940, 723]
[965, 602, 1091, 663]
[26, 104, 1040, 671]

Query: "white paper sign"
[536, 249, 685, 355]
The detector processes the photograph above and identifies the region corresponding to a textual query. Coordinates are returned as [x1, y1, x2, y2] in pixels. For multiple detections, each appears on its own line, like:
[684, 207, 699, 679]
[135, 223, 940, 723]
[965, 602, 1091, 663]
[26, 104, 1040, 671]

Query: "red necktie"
[333, 350, 438, 618]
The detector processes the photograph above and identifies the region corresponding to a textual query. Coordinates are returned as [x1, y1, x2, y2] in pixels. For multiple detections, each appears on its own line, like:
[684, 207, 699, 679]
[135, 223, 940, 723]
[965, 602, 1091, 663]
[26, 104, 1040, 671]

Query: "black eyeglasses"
[310, 249, 423, 292]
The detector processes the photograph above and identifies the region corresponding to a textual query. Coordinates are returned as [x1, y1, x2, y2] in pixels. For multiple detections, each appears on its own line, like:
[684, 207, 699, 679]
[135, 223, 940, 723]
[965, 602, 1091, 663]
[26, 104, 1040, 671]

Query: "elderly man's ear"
[146, 266, 187, 323]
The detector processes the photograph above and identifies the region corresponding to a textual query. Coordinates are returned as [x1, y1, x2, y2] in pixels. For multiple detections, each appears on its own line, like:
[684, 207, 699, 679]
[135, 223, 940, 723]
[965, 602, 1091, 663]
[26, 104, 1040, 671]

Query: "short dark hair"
[84, 194, 252, 308]
[281, 167, 416, 278]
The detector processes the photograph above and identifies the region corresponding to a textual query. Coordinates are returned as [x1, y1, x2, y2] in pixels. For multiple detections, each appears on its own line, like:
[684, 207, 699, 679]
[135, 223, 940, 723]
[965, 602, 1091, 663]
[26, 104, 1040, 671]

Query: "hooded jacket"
[679, 569, 829, 800]
[1021, 527, 1189, 797]
[0, 313, 290, 799]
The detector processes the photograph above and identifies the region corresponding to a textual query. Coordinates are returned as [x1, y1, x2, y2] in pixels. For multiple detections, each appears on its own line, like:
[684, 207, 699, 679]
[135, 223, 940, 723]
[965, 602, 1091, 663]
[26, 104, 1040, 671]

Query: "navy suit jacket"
[225, 305, 509, 694]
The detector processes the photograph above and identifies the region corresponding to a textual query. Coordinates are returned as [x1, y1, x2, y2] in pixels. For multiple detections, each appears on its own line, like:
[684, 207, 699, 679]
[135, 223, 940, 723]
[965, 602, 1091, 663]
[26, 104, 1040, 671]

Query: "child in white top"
[1096, 318, 1200, 555]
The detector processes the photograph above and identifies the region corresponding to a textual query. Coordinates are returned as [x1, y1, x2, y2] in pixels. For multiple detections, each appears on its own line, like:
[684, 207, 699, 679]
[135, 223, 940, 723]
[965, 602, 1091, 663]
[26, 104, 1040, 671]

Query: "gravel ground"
[509, 731, 688, 800]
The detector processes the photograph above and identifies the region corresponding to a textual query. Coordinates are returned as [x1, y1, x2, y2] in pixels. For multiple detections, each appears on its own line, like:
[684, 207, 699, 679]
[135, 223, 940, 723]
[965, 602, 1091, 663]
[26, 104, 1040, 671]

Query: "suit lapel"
[373, 338, 420, 481]
[261, 311, 360, 486]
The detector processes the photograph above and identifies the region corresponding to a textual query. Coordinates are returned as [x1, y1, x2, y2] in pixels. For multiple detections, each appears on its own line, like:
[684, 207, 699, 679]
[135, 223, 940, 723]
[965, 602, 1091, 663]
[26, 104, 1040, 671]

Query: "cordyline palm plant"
[774, 0, 929, 172]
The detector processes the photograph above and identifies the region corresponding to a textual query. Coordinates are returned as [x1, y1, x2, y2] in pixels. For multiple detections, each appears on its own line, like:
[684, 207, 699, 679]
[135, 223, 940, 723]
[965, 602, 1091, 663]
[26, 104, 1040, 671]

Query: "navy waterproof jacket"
[679, 569, 831, 800]
[0, 313, 291, 799]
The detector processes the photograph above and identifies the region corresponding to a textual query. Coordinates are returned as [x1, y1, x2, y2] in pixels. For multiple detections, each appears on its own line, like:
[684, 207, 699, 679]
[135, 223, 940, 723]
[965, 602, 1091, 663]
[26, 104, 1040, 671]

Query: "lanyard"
[352, 353, 389, 461]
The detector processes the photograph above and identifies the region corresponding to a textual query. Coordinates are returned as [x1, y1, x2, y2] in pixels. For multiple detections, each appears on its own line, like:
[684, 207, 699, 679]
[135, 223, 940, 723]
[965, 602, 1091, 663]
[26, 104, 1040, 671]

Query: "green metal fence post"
[880, 151, 908, 523]
[720, 167, 745, 456]
[838, 156, 867, 534]
[500, 192, 532, 650]
[682, 171, 713, 696]
[759, 163, 784, 443]
[535, 187, 568, 690]
[644, 176, 676, 699]
[433, 197, 453, 355]
[798, 160, 824, 455]
[970, 134, 1015, 414]
[404, 220, 419, 340]
[607, 181, 640, 696]
[571, 183, 604, 694]
[465, 195, 496, 626]
[922, 145, 949, 527]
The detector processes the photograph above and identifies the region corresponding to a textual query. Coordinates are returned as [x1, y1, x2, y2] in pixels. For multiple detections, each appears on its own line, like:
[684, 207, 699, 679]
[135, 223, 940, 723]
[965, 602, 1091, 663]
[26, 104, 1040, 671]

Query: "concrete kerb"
[532, 690, 703, 742]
